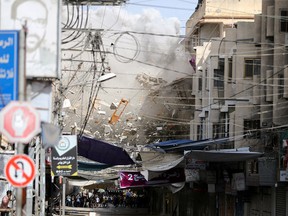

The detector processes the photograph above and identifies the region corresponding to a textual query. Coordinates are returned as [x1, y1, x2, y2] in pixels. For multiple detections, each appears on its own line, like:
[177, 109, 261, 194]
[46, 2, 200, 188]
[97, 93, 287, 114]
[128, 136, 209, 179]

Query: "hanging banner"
[119, 168, 185, 189]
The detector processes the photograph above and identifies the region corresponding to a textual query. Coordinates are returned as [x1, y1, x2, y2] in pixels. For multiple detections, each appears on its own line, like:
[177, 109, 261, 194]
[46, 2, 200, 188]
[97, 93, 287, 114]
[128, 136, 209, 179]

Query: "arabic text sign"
[0, 31, 19, 110]
[119, 168, 186, 189]
[51, 135, 78, 176]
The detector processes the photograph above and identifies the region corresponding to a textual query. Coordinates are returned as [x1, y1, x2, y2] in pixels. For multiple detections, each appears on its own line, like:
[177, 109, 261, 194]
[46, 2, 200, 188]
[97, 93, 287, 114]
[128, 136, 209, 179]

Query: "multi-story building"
[177, 0, 288, 215]
[186, 0, 262, 147]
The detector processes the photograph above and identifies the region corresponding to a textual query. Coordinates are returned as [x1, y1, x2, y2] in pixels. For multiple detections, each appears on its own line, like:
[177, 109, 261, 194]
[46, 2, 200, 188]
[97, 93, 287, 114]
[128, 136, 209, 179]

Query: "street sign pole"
[16, 27, 26, 216]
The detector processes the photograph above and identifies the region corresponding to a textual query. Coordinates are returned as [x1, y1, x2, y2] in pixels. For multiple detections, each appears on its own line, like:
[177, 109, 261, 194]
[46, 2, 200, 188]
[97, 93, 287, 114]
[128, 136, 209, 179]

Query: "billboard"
[0, 31, 19, 110]
[0, 0, 60, 78]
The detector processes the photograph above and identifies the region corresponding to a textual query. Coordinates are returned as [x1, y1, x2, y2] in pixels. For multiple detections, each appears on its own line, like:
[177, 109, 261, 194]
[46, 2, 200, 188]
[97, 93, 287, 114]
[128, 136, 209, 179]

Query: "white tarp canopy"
[139, 151, 184, 172]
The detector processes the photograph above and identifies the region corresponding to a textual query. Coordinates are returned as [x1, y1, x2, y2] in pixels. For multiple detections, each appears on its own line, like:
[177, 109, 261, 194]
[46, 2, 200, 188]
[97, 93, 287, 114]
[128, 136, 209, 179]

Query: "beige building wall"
[185, 0, 262, 53]
[188, 0, 263, 148]
[270, 0, 288, 126]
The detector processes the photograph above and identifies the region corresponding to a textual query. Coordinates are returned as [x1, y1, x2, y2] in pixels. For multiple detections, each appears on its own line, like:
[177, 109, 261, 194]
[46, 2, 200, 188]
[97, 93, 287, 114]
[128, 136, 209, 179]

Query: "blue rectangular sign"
[0, 30, 19, 110]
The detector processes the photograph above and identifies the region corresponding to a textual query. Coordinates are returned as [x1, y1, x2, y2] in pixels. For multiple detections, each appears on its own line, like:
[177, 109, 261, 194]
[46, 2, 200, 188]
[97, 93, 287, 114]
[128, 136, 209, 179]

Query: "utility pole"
[15, 25, 26, 216]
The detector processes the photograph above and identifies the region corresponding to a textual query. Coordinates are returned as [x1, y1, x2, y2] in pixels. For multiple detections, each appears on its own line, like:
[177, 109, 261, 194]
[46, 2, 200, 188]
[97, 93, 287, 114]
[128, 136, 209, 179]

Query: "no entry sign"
[5, 154, 36, 188]
[0, 101, 40, 143]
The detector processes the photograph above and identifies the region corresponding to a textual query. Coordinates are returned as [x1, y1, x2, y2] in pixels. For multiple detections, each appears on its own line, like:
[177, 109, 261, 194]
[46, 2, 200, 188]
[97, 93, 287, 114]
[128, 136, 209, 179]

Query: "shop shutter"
[276, 185, 286, 216]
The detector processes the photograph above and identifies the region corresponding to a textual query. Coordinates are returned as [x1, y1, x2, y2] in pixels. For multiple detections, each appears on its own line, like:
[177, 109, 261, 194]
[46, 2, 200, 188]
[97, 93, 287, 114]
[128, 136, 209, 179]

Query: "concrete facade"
[177, 0, 288, 215]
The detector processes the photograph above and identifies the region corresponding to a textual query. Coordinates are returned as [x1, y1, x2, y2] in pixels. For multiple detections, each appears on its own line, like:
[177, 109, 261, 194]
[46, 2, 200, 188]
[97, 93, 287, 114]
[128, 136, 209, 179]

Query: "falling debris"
[104, 124, 113, 135]
[109, 98, 129, 124]
[110, 102, 118, 110]
[62, 98, 71, 108]
[119, 136, 128, 142]
[136, 73, 167, 88]
[98, 72, 116, 82]
[97, 110, 106, 115]
[126, 122, 133, 128]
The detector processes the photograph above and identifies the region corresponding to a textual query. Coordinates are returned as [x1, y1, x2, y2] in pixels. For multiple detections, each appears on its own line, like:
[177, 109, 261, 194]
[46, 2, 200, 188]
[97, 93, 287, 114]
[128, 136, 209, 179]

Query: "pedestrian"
[1, 190, 12, 216]
[96, 196, 100, 207]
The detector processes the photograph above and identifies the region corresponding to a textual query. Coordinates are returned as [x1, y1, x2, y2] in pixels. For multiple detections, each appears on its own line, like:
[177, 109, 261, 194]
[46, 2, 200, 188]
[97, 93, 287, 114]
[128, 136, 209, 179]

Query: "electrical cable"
[113, 32, 140, 63]
[61, 4, 70, 29]
[62, 5, 83, 43]
[59, 2, 288, 142]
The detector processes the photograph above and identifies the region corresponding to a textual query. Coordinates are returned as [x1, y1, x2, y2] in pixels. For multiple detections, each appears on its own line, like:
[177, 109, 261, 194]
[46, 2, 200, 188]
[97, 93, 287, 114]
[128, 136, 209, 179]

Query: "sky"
[123, 0, 198, 35]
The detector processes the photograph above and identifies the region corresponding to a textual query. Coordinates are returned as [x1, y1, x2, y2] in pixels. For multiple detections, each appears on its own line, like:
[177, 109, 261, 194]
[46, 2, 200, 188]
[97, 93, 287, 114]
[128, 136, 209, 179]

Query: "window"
[213, 113, 228, 139]
[219, 58, 225, 70]
[243, 119, 260, 139]
[213, 124, 224, 139]
[205, 69, 208, 89]
[214, 58, 224, 87]
[214, 69, 224, 87]
[198, 77, 202, 91]
[247, 160, 258, 174]
[244, 59, 261, 78]
[228, 58, 232, 83]
[192, 33, 200, 48]
[280, 10, 288, 32]
[197, 125, 202, 140]
[278, 74, 284, 99]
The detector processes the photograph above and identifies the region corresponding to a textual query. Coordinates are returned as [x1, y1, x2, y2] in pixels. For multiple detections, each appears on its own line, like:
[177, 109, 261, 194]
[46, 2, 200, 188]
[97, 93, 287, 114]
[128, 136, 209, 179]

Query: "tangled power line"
[59, 2, 288, 140]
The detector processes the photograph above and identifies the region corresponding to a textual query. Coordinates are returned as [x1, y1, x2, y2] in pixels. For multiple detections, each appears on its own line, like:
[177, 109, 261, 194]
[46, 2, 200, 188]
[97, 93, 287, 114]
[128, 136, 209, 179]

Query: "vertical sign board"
[51, 135, 78, 177]
[0, 31, 19, 110]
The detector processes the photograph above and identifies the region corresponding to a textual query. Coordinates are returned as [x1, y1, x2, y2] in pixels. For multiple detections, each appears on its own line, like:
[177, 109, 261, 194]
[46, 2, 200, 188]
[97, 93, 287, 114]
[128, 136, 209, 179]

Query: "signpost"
[5, 154, 36, 188]
[0, 30, 19, 110]
[0, 101, 41, 144]
[51, 135, 78, 176]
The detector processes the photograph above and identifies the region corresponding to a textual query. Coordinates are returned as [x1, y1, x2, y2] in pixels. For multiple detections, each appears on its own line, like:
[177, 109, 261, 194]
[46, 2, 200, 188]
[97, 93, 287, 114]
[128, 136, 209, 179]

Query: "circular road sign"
[5, 154, 36, 188]
[0, 101, 41, 143]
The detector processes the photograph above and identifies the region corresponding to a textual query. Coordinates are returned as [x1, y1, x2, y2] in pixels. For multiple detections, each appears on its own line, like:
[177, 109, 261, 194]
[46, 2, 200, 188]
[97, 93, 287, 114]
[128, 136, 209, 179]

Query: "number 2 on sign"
[127, 174, 145, 182]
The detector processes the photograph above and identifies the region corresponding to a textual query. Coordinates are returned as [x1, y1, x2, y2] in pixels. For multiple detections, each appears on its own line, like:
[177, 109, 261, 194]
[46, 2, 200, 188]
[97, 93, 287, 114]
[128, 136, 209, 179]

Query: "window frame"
[243, 119, 261, 139]
[280, 9, 288, 33]
[244, 58, 261, 78]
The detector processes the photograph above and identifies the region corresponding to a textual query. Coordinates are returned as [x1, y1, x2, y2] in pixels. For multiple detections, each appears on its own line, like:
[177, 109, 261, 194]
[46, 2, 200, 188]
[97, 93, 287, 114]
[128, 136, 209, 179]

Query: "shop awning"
[185, 147, 263, 162]
[139, 152, 184, 171]
[78, 161, 112, 171]
[146, 136, 239, 152]
[78, 135, 135, 165]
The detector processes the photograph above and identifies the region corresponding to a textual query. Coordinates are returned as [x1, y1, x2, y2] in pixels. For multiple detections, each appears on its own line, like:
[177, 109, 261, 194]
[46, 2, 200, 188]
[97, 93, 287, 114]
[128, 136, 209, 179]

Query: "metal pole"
[16, 25, 26, 216]
[40, 146, 46, 215]
[34, 141, 40, 216]
[62, 177, 66, 216]
[26, 146, 35, 215]
[15, 144, 23, 216]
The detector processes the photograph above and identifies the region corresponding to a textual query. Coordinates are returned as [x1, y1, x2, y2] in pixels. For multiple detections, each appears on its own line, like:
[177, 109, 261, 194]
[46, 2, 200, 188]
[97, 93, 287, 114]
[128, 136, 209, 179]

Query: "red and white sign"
[119, 168, 186, 189]
[0, 101, 41, 143]
[5, 154, 36, 188]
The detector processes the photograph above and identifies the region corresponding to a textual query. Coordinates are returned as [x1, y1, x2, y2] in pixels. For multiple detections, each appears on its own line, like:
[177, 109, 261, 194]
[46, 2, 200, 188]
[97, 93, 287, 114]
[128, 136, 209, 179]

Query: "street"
[56, 206, 155, 216]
